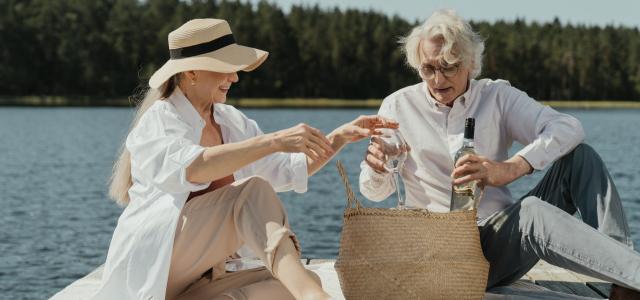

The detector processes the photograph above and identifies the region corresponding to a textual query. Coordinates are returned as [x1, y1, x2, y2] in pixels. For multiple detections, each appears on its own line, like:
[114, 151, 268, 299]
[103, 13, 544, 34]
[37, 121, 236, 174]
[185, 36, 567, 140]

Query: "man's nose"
[433, 69, 445, 85]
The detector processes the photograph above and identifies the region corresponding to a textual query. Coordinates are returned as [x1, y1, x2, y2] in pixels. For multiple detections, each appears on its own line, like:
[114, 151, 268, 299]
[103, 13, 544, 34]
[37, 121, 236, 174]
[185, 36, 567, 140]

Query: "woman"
[93, 19, 397, 300]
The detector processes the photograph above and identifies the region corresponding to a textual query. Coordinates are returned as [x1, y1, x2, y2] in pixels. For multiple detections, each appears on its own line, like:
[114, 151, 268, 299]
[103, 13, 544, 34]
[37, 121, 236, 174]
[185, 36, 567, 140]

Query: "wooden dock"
[52, 259, 612, 299]
[304, 259, 611, 299]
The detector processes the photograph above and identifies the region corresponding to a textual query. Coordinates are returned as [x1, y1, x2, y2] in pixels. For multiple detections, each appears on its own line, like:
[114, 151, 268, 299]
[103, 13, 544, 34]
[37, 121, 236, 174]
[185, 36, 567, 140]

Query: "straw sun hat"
[149, 18, 269, 89]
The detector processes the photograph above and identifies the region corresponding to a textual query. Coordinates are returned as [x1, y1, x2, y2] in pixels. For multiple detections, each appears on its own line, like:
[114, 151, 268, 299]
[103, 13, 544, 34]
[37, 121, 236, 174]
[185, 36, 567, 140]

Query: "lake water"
[1, 107, 639, 299]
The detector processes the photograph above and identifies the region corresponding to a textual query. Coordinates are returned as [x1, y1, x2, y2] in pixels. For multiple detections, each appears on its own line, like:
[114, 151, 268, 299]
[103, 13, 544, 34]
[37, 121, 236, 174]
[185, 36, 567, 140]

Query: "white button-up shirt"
[92, 88, 308, 300]
[359, 79, 584, 219]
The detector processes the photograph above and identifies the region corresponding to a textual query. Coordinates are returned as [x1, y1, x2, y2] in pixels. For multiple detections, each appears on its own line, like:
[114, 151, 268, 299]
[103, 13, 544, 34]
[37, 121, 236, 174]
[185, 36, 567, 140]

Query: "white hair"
[401, 9, 485, 78]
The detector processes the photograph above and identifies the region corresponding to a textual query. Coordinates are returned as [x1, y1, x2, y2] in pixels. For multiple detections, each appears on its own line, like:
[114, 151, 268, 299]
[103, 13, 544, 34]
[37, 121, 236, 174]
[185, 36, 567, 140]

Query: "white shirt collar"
[422, 80, 474, 109]
[167, 87, 233, 129]
[167, 87, 206, 129]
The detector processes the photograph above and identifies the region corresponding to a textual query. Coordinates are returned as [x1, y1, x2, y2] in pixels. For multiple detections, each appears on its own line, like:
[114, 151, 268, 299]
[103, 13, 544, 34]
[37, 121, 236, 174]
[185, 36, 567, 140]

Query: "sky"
[247, 0, 640, 28]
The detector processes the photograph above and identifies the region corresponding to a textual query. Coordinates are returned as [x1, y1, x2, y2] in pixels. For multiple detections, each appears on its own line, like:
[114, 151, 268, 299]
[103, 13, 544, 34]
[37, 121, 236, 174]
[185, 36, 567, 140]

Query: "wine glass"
[376, 128, 409, 209]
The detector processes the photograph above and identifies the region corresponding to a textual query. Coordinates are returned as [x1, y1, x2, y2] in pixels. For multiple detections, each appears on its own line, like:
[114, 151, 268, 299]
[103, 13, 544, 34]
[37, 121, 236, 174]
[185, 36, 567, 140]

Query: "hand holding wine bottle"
[450, 117, 533, 211]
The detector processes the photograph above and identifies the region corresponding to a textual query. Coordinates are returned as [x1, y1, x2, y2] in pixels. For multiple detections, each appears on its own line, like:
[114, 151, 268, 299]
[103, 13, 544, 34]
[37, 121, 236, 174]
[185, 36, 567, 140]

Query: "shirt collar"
[167, 87, 233, 129]
[422, 79, 474, 109]
[167, 87, 206, 129]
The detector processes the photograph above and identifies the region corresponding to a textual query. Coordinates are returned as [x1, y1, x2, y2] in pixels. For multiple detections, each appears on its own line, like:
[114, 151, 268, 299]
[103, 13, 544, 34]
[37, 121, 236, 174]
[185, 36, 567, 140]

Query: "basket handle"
[336, 160, 361, 209]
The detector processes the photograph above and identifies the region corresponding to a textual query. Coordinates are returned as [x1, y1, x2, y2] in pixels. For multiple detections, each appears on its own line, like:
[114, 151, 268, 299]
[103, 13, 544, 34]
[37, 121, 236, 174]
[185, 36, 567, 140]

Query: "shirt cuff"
[289, 152, 308, 193]
[176, 144, 210, 191]
[515, 143, 554, 171]
[363, 164, 391, 184]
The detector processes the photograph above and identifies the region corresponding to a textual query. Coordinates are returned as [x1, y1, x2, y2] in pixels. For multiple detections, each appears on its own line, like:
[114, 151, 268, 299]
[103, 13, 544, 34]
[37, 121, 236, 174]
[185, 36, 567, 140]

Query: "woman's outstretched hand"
[331, 115, 399, 145]
[271, 123, 335, 161]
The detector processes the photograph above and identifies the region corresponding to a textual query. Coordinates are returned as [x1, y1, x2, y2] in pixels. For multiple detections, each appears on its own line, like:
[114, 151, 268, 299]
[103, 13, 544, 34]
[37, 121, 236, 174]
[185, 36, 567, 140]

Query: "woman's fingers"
[301, 143, 322, 161]
[356, 115, 399, 129]
[309, 126, 332, 145]
[305, 139, 328, 160]
[375, 116, 399, 129]
[307, 127, 334, 154]
[306, 131, 334, 156]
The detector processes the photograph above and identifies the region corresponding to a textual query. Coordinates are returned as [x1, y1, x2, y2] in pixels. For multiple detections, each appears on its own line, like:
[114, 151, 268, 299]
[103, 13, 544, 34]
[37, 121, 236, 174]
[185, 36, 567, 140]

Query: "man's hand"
[365, 136, 389, 173]
[452, 154, 533, 188]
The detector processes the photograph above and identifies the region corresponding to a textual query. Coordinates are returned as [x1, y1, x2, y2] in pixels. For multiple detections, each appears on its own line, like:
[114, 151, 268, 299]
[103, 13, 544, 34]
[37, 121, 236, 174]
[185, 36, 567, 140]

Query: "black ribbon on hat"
[169, 34, 235, 59]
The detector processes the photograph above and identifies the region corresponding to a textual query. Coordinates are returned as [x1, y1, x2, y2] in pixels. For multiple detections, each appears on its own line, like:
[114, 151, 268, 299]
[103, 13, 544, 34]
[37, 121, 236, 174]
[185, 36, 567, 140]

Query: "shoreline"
[1, 96, 640, 109]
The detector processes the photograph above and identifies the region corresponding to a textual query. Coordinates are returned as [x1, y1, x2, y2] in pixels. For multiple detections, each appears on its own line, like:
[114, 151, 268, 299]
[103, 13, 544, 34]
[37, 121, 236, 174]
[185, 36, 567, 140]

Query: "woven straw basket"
[334, 161, 489, 300]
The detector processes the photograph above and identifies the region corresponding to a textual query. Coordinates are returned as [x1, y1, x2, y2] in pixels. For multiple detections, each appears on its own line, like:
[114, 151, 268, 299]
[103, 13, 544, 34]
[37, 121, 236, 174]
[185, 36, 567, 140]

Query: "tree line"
[1, 0, 639, 101]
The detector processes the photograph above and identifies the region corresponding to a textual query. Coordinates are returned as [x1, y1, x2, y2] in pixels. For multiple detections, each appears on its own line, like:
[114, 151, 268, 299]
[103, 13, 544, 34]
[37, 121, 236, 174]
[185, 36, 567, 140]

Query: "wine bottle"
[450, 118, 477, 211]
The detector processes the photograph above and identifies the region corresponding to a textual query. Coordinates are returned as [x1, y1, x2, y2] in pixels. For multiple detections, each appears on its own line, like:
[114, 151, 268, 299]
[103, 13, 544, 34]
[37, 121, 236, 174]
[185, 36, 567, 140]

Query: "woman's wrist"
[328, 130, 348, 151]
[262, 132, 282, 153]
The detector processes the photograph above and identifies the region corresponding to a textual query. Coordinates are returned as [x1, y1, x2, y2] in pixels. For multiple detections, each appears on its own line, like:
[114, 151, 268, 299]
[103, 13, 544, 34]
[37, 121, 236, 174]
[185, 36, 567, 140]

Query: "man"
[360, 9, 640, 299]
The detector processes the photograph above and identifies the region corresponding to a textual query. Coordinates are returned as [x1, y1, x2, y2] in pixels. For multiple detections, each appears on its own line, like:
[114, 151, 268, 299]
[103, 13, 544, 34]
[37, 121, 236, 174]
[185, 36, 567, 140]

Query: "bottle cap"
[464, 118, 475, 139]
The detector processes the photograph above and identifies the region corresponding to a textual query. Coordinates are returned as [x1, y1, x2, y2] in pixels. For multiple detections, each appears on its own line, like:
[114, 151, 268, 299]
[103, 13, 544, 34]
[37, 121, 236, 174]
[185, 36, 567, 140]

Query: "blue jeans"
[479, 144, 639, 290]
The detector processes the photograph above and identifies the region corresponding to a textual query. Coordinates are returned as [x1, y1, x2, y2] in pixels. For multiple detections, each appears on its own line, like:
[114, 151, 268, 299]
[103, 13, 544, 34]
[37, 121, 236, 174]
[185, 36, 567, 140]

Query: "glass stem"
[393, 171, 404, 209]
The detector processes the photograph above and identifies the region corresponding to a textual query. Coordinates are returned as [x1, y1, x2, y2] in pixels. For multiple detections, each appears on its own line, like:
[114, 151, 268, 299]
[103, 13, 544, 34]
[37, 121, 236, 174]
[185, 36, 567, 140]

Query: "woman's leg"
[176, 268, 321, 300]
[166, 176, 327, 300]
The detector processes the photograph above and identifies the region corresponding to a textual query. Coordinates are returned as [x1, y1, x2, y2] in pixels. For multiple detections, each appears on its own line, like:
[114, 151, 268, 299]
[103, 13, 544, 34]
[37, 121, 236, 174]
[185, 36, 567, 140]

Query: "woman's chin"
[212, 95, 227, 104]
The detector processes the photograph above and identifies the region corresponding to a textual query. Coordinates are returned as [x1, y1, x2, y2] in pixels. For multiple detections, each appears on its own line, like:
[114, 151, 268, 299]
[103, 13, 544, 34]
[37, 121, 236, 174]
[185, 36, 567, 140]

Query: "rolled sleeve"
[241, 117, 309, 193]
[289, 152, 308, 193]
[127, 108, 210, 194]
[170, 143, 210, 191]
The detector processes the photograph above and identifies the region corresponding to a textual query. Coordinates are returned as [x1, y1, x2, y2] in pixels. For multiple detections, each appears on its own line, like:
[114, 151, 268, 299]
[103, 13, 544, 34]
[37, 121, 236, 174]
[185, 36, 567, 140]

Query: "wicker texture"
[335, 161, 489, 299]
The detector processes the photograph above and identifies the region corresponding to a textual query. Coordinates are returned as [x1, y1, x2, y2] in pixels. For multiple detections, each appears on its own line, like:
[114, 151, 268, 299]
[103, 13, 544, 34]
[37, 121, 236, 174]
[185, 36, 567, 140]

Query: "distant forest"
[2, 0, 640, 100]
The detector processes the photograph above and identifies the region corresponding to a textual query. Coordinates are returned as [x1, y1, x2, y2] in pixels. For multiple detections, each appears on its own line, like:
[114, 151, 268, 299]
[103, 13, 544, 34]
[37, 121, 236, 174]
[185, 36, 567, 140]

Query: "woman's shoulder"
[131, 100, 191, 138]
[214, 103, 255, 131]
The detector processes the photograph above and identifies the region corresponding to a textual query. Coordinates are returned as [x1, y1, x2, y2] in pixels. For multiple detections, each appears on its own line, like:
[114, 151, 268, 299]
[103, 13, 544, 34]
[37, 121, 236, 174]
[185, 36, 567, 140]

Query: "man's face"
[418, 38, 471, 106]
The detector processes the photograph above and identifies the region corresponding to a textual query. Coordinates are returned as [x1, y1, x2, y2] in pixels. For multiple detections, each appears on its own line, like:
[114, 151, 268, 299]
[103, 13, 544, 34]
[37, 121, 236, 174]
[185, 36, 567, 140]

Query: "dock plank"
[527, 261, 604, 298]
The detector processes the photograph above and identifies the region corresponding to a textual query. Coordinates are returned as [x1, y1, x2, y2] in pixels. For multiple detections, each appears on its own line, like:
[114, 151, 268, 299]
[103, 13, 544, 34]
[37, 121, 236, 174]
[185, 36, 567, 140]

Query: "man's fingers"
[366, 154, 387, 173]
[452, 162, 482, 178]
[367, 144, 386, 160]
[453, 172, 485, 185]
[455, 154, 480, 167]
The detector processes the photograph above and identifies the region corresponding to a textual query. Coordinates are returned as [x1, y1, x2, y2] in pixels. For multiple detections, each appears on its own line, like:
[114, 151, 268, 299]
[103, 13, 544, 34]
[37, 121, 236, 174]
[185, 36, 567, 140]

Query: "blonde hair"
[401, 9, 484, 78]
[108, 75, 181, 206]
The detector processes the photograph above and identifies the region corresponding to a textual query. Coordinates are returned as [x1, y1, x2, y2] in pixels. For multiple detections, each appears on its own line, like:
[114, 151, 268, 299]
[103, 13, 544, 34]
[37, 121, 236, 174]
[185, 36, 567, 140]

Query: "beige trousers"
[165, 176, 303, 300]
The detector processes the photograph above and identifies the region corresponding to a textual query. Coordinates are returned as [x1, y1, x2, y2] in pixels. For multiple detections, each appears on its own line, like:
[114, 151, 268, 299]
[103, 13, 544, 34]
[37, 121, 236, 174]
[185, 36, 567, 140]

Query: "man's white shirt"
[359, 79, 584, 219]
